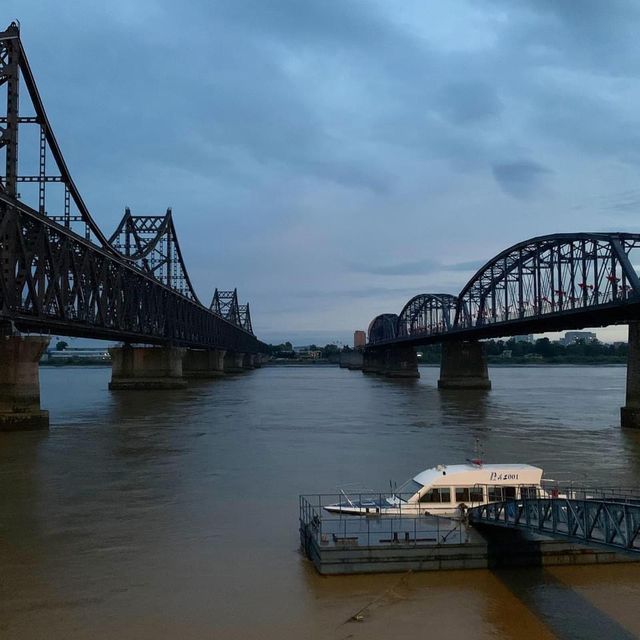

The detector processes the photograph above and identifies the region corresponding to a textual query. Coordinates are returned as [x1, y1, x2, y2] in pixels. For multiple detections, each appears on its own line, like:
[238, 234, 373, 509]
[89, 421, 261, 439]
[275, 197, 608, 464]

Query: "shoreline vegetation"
[40, 337, 629, 367]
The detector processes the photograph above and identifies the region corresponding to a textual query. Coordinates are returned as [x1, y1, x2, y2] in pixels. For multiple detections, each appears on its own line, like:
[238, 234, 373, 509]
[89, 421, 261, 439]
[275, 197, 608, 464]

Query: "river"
[2, 365, 640, 639]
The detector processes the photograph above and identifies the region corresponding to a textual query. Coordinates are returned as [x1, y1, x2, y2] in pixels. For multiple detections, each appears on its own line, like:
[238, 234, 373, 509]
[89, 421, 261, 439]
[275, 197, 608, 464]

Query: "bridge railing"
[299, 493, 467, 549]
[469, 495, 640, 553]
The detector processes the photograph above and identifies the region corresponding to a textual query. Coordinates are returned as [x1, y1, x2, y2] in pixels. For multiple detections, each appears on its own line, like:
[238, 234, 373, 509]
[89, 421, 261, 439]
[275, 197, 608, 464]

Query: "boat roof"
[413, 463, 542, 487]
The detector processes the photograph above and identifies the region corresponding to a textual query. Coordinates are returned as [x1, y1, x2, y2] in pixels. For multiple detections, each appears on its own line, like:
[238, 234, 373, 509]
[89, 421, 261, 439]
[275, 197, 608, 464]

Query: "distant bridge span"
[360, 233, 640, 426]
[368, 233, 640, 348]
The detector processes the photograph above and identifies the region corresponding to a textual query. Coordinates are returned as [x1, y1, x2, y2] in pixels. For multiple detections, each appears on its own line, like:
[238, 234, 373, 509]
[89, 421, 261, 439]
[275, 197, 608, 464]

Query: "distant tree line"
[417, 338, 628, 364]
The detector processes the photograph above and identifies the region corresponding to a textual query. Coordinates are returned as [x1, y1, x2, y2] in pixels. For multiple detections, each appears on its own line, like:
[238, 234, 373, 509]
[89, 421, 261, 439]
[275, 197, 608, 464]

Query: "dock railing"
[299, 493, 467, 550]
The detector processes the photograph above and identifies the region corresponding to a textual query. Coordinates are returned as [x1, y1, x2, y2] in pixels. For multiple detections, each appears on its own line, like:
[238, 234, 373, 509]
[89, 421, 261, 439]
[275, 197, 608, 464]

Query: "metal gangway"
[469, 487, 640, 553]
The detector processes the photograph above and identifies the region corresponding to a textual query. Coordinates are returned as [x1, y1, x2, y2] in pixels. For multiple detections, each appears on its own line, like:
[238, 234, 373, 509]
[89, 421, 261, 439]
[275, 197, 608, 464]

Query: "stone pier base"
[109, 345, 187, 390]
[0, 335, 50, 431]
[362, 350, 385, 374]
[384, 347, 419, 378]
[183, 349, 225, 378]
[339, 351, 364, 370]
[438, 341, 491, 389]
[622, 322, 640, 428]
[224, 351, 245, 373]
[242, 353, 255, 369]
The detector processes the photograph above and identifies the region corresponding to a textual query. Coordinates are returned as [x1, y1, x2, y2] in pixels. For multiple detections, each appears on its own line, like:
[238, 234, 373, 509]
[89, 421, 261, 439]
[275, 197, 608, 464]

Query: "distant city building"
[353, 330, 366, 349]
[560, 331, 597, 346]
[514, 334, 534, 343]
[501, 349, 512, 359]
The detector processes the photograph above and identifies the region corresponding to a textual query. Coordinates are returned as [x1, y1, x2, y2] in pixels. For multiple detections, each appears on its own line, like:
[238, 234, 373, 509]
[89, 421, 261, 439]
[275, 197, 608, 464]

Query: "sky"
[4, 1, 640, 345]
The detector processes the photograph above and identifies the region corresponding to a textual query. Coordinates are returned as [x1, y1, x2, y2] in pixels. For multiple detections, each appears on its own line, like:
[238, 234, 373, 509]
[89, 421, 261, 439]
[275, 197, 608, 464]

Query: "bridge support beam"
[109, 345, 187, 390]
[0, 336, 50, 431]
[362, 349, 385, 374]
[224, 351, 245, 373]
[183, 349, 226, 379]
[438, 341, 491, 390]
[384, 347, 419, 378]
[621, 322, 640, 428]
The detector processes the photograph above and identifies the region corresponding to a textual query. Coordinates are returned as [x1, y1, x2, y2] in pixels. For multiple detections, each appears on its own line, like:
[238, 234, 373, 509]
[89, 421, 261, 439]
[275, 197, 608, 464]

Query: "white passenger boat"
[325, 462, 547, 518]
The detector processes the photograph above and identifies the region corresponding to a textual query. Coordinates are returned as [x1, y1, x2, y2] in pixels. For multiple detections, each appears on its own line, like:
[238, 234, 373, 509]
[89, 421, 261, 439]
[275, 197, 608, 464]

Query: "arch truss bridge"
[368, 234, 640, 348]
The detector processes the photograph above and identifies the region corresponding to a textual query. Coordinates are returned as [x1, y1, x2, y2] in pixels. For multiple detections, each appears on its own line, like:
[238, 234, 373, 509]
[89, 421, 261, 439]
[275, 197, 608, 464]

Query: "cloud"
[349, 259, 439, 276]
[492, 160, 553, 199]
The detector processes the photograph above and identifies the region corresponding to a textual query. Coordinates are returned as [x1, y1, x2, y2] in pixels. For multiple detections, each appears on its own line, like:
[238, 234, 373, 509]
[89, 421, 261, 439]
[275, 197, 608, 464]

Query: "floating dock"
[300, 494, 640, 575]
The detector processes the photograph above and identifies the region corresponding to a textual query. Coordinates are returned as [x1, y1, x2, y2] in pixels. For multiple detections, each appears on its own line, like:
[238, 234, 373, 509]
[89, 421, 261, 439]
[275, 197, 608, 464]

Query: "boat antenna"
[467, 438, 484, 467]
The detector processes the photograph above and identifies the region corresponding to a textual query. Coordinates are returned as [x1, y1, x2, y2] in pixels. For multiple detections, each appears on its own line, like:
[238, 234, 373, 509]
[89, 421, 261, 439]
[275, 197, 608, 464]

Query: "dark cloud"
[492, 160, 552, 199]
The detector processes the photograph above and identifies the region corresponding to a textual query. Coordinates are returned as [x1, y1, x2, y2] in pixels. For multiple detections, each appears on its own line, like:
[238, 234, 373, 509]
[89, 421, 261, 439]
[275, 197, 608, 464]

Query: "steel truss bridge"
[469, 494, 640, 554]
[368, 233, 640, 348]
[0, 23, 263, 353]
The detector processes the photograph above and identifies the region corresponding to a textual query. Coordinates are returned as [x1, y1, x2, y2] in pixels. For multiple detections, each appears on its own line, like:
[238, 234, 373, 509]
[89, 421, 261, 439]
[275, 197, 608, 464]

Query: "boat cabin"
[396, 463, 543, 516]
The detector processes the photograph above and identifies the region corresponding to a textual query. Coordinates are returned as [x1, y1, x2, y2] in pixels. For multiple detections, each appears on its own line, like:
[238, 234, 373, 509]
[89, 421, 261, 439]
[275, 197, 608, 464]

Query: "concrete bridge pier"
[621, 322, 640, 428]
[339, 351, 364, 370]
[384, 347, 420, 378]
[109, 345, 187, 390]
[242, 353, 255, 369]
[362, 349, 385, 374]
[183, 349, 226, 379]
[438, 341, 491, 390]
[0, 335, 50, 430]
[224, 351, 245, 373]
[252, 354, 263, 368]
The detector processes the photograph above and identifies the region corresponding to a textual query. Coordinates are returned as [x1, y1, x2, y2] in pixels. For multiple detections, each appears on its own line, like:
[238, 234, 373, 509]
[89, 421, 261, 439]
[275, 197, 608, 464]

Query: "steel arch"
[397, 293, 458, 339]
[454, 233, 640, 330]
[368, 314, 398, 345]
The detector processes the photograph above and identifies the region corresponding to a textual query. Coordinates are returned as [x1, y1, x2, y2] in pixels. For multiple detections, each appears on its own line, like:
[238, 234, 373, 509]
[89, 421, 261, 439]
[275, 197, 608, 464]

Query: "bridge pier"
[183, 349, 226, 379]
[621, 323, 640, 428]
[108, 345, 187, 390]
[224, 351, 245, 373]
[438, 341, 491, 390]
[339, 351, 363, 370]
[242, 353, 255, 369]
[0, 335, 50, 431]
[362, 349, 385, 374]
[384, 347, 420, 378]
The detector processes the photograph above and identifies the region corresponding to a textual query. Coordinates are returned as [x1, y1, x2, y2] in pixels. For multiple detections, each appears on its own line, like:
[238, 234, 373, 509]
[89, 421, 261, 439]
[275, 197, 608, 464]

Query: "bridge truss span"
[367, 313, 398, 344]
[367, 233, 640, 347]
[470, 497, 640, 554]
[457, 233, 640, 332]
[397, 293, 458, 339]
[0, 22, 262, 353]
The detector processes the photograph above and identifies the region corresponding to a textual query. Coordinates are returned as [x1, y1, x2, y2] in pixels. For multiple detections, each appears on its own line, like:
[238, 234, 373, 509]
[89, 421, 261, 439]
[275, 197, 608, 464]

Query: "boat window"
[420, 487, 451, 503]
[488, 486, 503, 502]
[504, 486, 517, 499]
[396, 479, 423, 499]
[455, 487, 485, 503]
[520, 486, 537, 499]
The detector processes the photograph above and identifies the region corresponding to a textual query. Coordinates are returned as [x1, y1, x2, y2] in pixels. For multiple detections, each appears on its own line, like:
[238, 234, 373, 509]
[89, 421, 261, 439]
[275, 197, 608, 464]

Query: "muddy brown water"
[2, 365, 640, 639]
